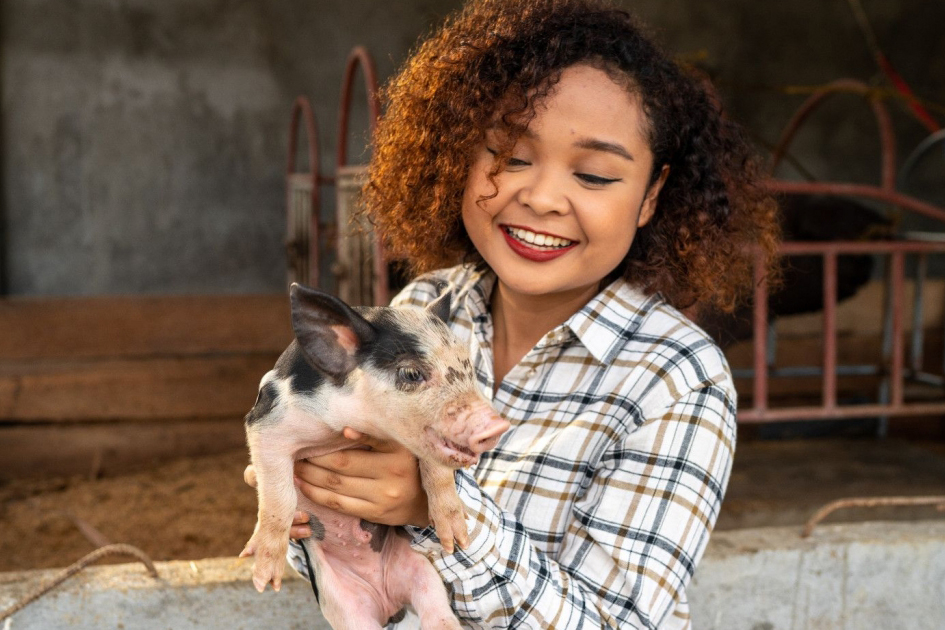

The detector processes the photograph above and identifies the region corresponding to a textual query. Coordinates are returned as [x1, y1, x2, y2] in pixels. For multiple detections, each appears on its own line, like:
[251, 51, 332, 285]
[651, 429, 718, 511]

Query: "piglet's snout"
[469, 417, 509, 454]
[459, 403, 509, 455]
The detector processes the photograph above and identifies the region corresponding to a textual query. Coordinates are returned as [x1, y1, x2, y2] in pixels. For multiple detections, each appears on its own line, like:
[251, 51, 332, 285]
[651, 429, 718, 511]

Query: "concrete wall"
[1, 0, 943, 295]
[2, 521, 944, 629]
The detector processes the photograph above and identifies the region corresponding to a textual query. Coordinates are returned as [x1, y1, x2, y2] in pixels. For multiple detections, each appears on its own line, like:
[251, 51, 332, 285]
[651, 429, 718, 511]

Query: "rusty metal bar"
[770, 79, 896, 190]
[286, 97, 321, 287]
[335, 46, 388, 306]
[801, 496, 945, 537]
[778, 240, 945, 255]
[336, 46, 380, 169]
[739, 402, 945, 423]
[768, 181, 945, 224]
[912, 254, 928, 373]
[823, 251, 838, 410]
[752, 251, 769, 415]
[890, 251, 906, 406]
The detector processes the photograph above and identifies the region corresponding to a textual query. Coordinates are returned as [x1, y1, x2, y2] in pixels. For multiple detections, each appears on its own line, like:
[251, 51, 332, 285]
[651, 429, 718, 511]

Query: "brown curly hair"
[364, 0, 780, 312]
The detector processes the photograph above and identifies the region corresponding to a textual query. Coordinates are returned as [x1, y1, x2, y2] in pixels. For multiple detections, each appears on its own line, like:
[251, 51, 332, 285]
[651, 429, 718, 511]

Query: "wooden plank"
[0, 294, 293, 361]
[0, 419, 248, 480]
[0, 355, 278, 421]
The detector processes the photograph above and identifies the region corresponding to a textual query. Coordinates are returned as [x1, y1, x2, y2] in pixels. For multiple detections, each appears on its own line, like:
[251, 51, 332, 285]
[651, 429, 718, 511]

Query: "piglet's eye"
[398, 367, 426, 383]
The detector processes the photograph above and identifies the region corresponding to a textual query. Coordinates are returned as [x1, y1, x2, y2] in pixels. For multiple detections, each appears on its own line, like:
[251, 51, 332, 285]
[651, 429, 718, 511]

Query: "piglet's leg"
[419, 461, 467, 553]
[313, 545, 388, 630]
[388, 543, 462, 630]
[240, 430, 297, 592]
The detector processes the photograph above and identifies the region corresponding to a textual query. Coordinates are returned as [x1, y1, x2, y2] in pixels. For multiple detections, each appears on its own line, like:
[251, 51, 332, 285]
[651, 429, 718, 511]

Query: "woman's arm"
[407, 382, 736, 629]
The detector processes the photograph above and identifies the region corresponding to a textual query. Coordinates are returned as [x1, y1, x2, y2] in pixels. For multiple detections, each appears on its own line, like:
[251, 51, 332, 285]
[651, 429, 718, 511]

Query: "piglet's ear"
[425, 289, 451, 324]
[289, 283, 377, 382]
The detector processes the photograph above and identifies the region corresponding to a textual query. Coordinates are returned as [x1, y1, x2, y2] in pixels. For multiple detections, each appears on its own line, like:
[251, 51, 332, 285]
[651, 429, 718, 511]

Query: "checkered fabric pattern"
[392, 265, 736, 629]
[290, 264, 736, 629]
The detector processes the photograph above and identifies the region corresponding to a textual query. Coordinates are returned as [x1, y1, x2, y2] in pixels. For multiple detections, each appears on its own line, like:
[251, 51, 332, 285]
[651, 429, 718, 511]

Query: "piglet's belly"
[298, 496, 436, 618]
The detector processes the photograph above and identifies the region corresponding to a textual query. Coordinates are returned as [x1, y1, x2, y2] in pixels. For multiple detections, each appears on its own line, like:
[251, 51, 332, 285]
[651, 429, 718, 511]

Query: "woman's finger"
[243, 464, 257, 488]
[296, 461, 398, 503]
[296, 483, 383, 523]
[342, 426, 398, 453]
[290, 523, 312, 539]
[302, 446, 407, 479]
[289, 511, 312, 540]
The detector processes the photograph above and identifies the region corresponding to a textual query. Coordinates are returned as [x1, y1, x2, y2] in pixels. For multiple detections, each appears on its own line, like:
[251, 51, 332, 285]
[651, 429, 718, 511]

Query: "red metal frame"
[744, 80, 945, 424]
[335, 46, 387, 306]
[284, 47, 387, 303]
[286, 96, 321, 286]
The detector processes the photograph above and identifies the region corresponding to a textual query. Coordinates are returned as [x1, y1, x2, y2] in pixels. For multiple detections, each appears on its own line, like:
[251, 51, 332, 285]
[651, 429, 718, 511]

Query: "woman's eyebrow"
[493, 128, 634, 162]
[574, 137, 634, 161]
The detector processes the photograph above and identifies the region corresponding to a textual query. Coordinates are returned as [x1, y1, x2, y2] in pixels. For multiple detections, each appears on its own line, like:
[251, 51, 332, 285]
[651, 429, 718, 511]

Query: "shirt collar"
[565, 277, 661, 365]
[455, 264, 495, 324]
[458, 266, 659, 365]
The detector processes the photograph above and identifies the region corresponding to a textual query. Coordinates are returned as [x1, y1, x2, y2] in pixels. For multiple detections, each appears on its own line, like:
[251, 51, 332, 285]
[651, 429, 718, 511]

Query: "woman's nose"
[517, 168, 569, 215]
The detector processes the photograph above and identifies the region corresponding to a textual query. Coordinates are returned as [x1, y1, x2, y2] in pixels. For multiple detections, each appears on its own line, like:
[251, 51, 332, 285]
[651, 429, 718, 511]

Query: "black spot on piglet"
[445, 367, 463, 385]
[244, 382, 278, 426]
[359, 519, 389, 552]
[387, 608, 407, 625]
[308, 513, 326, 541]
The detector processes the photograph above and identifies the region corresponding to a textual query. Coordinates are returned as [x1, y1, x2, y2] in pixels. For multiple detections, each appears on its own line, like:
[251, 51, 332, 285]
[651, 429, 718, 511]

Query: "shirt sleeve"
[405, 381, 736, 630]
[388, 272, 445, 309]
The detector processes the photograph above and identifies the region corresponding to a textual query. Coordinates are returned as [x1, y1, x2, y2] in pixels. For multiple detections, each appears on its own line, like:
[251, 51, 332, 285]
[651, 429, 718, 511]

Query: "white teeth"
[508, 227, 573, 249]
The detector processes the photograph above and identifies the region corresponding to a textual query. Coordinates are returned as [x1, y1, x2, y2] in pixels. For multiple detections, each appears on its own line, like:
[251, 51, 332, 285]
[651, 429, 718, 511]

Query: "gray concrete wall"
[2, 0, 943, 295]
[2, 521, 944, 629]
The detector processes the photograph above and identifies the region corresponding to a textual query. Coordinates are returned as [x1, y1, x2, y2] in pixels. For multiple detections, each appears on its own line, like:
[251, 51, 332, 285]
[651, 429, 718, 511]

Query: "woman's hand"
[243, 465, 313, 539]
[295, 427, 430, 527]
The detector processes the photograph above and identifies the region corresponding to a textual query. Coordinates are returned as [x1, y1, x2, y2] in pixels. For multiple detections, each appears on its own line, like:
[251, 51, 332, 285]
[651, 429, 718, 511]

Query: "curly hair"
[364, 0, 780, 312]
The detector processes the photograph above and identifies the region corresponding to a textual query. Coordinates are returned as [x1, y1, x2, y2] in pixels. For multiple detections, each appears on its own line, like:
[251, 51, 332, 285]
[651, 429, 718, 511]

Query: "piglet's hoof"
[240, 536, 288, 592]
[430, 503, 468, 554]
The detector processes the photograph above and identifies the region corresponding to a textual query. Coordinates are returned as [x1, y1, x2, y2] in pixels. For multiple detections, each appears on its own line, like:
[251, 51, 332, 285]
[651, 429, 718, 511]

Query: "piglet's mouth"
[425, 427, 478, 467]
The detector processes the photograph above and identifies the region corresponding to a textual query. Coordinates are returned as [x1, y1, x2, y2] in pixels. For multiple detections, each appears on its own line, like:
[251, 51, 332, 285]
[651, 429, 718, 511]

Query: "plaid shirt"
[391, 265, 736, 630]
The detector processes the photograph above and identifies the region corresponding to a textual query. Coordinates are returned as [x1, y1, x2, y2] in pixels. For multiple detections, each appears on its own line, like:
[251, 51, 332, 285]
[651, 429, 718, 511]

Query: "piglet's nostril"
[469, 418, 511, 455]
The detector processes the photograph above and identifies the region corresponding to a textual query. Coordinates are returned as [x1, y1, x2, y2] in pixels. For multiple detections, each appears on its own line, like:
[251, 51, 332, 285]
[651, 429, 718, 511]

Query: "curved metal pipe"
[335, 47, 387, 305]
[898, 129, 945, 190]
[771, 79, 897, 191]
[286, 96, 321, 287]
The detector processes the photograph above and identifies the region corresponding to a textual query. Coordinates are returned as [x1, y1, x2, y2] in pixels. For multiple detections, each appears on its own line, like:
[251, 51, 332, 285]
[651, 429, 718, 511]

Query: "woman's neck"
[489, 280, 599, 388]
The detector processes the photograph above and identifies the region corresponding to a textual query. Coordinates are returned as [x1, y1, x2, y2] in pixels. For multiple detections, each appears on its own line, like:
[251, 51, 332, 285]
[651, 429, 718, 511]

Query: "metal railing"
[740, 79, 945, 424]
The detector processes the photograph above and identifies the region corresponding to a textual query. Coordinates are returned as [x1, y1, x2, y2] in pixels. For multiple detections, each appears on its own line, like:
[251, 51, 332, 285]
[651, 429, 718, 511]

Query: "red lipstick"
[501, 226, 577, 262]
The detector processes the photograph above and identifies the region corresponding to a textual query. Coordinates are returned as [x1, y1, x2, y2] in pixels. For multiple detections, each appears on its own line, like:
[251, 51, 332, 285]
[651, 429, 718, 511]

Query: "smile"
[503, 226, 575, 250]
[500, 224, 578, 262]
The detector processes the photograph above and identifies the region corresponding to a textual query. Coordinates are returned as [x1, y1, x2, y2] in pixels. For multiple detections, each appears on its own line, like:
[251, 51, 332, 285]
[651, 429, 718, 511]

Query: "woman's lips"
[501, 225, 578, 262]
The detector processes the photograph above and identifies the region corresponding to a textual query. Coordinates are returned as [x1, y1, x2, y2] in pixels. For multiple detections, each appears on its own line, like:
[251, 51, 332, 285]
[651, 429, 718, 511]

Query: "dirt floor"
[1, 437, 944, 574]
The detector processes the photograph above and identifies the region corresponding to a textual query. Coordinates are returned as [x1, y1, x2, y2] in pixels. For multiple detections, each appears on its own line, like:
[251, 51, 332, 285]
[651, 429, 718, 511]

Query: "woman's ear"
[637, 164, 670, 228]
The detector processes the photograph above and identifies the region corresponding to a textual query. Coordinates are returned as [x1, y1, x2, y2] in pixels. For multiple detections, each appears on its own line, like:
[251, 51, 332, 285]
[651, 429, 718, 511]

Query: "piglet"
[240, 283, 508, 629]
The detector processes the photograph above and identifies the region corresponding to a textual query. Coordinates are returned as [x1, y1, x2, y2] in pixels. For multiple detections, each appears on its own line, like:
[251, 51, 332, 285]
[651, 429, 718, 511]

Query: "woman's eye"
[486, 147, 530, 167]
[577, 173, 621, 186]
[397, 367, 426, 383]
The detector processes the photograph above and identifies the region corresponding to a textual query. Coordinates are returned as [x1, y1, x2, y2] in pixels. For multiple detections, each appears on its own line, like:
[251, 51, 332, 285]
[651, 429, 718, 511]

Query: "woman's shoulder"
[390, 264, 486, 309]
[600, 280, 732, 391]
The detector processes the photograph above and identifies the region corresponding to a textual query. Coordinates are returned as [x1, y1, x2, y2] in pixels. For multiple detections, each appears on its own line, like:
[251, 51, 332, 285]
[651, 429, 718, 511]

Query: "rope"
[0, 544, 159, 622]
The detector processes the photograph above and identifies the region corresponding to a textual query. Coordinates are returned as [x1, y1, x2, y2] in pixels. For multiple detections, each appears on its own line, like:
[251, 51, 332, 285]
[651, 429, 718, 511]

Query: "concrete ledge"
[690, 520, 945, 629]
[0, 557, 329, 630]
[1, 520, 943, 629]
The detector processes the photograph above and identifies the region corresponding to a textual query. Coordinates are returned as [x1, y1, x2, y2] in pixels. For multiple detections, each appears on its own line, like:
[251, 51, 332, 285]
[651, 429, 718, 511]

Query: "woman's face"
[461, 63, 667, 306]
